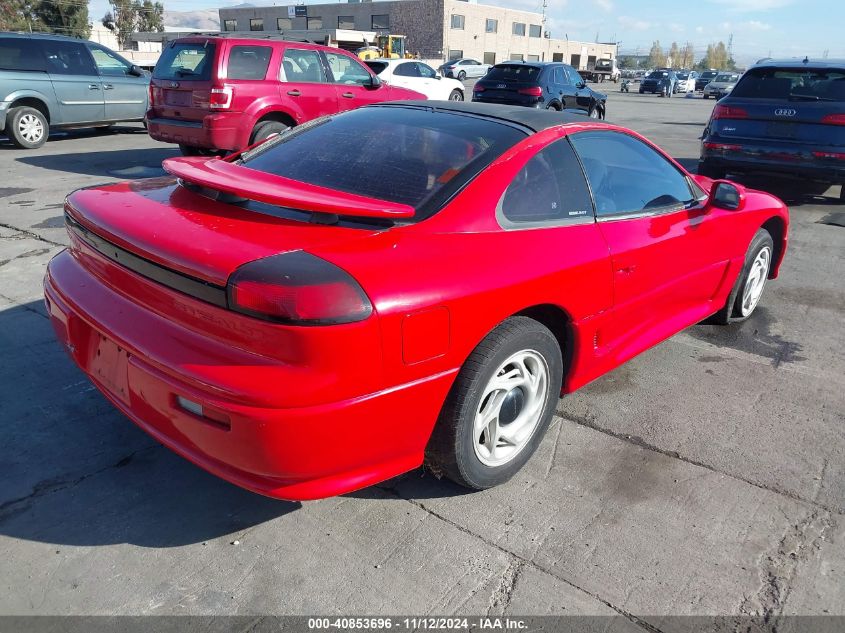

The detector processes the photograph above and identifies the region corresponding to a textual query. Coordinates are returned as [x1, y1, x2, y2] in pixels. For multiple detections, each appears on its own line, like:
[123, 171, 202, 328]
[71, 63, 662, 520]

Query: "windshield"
[647, 71, 669, 79]
[596, 60, 612, 69]
[715, 74, 738, 83]
[154, 41, 215, 81]
[676, 72, 689, 79]
[486, 65, 541, 82]
[239, 106, 526, 213]
[731, 67, 845, 101]
[364, 61, 388, 75]
[702, 71, 718, 79]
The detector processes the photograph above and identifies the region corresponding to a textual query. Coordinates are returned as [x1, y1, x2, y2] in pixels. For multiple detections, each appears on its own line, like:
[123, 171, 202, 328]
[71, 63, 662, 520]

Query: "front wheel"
[457, 70, 466, 81]
[589, 106, 600, 119]
[711, 229, 774, 324]
[448, 89, 464, 101]
[7, 106, 48, 149]
[425, 317, 563, 490]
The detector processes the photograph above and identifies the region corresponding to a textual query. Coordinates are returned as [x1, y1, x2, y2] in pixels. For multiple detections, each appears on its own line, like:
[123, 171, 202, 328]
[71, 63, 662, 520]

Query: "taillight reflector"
[227, 251, 373, 325]
[704, 142, 742, 152]
[813, 150, 845, 160]
[821, 113, 845, 125]
[473, 84, 486, 92]
[210, 86, 233, 110]
[712, 105, 748, 120]
[518, 86, 543, 97]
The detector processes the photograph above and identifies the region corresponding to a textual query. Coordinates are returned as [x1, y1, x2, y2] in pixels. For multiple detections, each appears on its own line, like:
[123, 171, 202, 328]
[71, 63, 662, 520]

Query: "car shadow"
[0, 123, 148, 149]
[0, 300, 298, 548]
[16, 147, 179, 179]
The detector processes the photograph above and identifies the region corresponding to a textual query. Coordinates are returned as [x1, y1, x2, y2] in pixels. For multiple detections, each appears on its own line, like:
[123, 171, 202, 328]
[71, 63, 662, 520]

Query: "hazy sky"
[90, 0, 844, 64]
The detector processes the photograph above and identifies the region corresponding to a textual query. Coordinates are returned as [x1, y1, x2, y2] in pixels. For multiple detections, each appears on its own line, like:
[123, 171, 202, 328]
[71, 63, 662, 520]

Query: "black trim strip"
[65, 212, 228, 308]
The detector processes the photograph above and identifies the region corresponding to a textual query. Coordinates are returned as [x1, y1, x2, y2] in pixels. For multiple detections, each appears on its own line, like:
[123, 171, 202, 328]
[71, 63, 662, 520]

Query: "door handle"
[342, 92, 354, 98]
[286, 89, 301, 96]
[103, 84, 114, 90]
[88, 84, 100, 90]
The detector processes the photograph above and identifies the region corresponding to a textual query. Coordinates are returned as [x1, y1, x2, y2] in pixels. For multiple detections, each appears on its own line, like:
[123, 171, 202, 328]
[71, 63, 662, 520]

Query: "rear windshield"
[701, 71, 718, 79]
[365, 61, 388, 75]
[154, 41, 215, 81]
[485, 65, 541, 82]
[715, 73, 739, 83]
[732, 67, 845, 101]
[239, 106, 526, 214]
[647, 71, 669, 78]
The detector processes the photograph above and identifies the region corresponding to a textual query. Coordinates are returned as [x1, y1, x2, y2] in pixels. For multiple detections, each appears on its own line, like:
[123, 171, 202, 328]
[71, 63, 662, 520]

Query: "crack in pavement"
[486, 558, 522, 616]
[0, 444, 160, 523]
[735, 509, 835, 631]
[559, 410, 843, 516]
[0, 222, 65, 248]
[376, 483, 663, 633]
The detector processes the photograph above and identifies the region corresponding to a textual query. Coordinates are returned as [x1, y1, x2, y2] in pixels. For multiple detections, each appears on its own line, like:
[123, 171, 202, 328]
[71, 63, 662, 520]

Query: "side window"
[394, 62, 419, 77]
[324, 52, 371, 86]
[553, 67, 568, 85]
[281, 49, 326, 83]
[89, 45, 132, 76]
[41, 40, 96, 76]
[569, 131, 696, 217]
[418, 63, 437, 79]
[566, 67, 582, 85]
[227, 45, 272, 80]
[0, 38, 46, 72]
[498, 139, 594, 227]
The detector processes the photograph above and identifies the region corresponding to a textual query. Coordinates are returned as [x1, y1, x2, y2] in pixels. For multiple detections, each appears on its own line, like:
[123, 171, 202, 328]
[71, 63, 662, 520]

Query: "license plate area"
[90, 333, 130, 405]
[164, 90, 192, 106]
[766, 121, 797, 139]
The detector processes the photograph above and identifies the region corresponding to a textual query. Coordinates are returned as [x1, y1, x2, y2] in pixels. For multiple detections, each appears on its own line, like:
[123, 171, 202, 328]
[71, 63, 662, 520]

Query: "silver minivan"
[0, 33, 149, 149]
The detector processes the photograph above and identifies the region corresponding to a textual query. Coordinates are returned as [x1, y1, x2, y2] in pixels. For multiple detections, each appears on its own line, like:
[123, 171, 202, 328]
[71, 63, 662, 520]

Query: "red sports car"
[44, 102, 789, 500]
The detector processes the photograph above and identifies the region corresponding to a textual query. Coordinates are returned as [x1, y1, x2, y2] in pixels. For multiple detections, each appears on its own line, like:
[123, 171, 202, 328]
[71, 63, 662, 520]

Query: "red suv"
[146, 35, 426, 154]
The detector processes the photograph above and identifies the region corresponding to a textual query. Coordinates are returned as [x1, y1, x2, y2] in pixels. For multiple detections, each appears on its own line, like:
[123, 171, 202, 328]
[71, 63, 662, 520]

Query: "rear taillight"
[821, 113, 845, 125]
[149, 85, 162, 106]
[704, 142, 742, 152]
[712, 105, 748, 120]
[227, 251, 373, 325]
[518, 86, 543, 97]
[209, 86, 233, 110]
[473, 84, 486, 92]
[813, 150, 845, 160]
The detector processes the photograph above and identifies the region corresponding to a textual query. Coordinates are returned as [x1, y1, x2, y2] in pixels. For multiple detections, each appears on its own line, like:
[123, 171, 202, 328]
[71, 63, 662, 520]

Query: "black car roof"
[0, 31, 86, 42]
[367, 101, 596, 133]
[753, 58, 845, 69]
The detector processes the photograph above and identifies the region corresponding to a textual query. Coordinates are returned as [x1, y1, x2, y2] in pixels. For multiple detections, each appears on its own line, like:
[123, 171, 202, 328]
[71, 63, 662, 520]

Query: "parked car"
[146, 35, 426, 155]
[675, 70, 698, 92]
[46, 101, 788, 500]
[703, 72, 740, 99]
[472, 62, 606, 118]
[639, 69, 678, 96]
[699, 58, 845, 200]
[696, 70, 719, 92]
[0, 32, 149, 149]
[438, 58, 491, 80]
[365, 58, 464, 100]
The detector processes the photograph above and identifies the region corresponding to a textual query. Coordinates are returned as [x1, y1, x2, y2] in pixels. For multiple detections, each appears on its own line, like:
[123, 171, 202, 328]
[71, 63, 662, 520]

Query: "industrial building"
[218, 0, 617, 69]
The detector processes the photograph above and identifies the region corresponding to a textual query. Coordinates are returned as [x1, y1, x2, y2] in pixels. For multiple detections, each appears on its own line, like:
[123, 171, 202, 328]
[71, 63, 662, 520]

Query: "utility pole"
[728, 32, 733, 63]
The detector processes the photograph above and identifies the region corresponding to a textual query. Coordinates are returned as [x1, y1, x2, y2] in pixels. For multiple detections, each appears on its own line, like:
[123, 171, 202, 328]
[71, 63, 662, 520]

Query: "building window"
[223, 19, 236, 31]
[276, 17, 291, 29]
[337, 15, 355, 29]
[529, 24, 542, 38]
[512, 22, 525, 36]
[448, 50, 463, 60]
[307, 16, 322, 29]
[485, 19, 497, 33]
[249, 18, 263, 31]
[451, 14, 465, 29]
[483, 51, 495, 65]
[510, 53, 524, 61]
[528, 54, 540, 61]
[371, 14, 389, 29]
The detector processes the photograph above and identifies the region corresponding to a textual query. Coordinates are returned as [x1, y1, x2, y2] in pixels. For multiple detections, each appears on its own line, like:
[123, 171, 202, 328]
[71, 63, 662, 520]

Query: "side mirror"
[129, 64, 143, 77]
[710, 180, 745, 210]
[366, 74, 382, 90]
[577, 81, 586, 89]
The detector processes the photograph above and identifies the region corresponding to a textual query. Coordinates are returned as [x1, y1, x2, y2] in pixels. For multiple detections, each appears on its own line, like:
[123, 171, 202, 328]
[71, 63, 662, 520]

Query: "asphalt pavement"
[0, 90, 843, 627]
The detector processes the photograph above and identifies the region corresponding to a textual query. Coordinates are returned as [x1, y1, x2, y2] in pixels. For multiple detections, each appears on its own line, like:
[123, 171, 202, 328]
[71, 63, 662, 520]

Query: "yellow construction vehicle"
[356, 35, 412, 60]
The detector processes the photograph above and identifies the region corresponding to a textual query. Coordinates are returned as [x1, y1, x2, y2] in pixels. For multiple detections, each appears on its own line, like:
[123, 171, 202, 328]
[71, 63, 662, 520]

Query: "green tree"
[135, 0, 164, 32]
[647, 40, 666, 68]
[668, 41, 680, 68]
[107, 0, 137, 48]
[1, 0, 41, 33]
[34, 0, 90, 38]
[679, 42, 695, 69]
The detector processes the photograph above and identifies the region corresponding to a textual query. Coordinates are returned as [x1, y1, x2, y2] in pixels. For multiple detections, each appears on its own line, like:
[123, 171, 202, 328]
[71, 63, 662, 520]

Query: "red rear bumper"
[146, 112, 243, 151]
[44, 250, 455, 500]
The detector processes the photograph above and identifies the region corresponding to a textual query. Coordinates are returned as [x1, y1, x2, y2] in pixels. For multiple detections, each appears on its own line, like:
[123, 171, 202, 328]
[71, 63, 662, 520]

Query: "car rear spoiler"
[162, 156, 416, 220]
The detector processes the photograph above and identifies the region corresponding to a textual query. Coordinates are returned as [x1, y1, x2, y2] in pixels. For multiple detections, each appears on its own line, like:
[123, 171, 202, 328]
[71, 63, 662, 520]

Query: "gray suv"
[0, 33, 149, 149]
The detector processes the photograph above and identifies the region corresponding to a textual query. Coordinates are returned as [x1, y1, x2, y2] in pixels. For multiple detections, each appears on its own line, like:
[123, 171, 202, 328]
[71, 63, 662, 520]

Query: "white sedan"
[365, 59, 465, 101]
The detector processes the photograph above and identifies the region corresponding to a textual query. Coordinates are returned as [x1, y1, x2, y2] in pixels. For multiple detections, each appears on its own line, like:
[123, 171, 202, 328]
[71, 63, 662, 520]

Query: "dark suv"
[471, 62, 606, 118]
[696, 70, 719, 92]
[698, 58, 845, 199]
[639, 69, 677, 96]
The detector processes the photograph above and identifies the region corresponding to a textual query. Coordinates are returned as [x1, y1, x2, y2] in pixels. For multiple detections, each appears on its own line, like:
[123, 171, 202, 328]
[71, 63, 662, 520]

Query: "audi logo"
[774, 108, 797, 117]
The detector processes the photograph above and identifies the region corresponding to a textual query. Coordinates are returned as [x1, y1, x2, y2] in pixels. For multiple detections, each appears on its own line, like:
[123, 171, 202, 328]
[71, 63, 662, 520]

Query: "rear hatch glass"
[484, 65, 541, 83]
[364, 61, 389, 75]
[151, 41, 217, 119]
[153, 41, 215, 81]
[238, 105, 526, 216]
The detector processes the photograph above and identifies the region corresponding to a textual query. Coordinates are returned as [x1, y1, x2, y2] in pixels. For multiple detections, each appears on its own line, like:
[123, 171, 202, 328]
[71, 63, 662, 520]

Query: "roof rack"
[169, 31, 319, 44]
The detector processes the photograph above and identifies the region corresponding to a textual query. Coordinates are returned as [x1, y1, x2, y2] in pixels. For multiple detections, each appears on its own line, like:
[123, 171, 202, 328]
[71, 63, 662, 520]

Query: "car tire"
[639, 89, 644, 94]
[457, 70, 466, 81]
[250, 120, 289, 145]
[546, 102, 561, 111]
[703, 94, 709, 99]
[589, 106, 600, 119]
[840, 185, 845, 203]
[425, 316, 563, 490]
[178, 144, 222, 157]
[697, 161, 726, 180]
[448, 89, 464, 101]
[710, 229, 774, 324]
[7, 106, 48, 149]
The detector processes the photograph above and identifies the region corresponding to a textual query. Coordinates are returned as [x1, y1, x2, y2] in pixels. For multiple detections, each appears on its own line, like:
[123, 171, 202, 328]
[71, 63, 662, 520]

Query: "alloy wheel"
[740, 246, 771, 316]
[18, 113, 44, 144]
